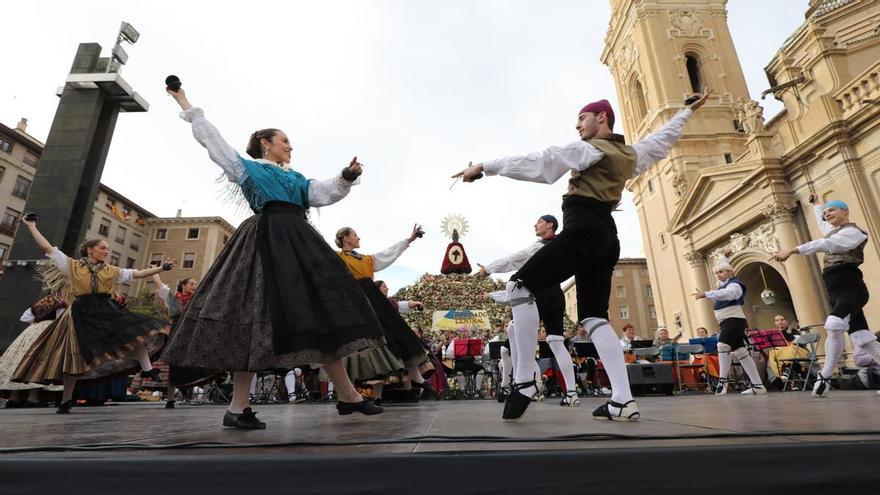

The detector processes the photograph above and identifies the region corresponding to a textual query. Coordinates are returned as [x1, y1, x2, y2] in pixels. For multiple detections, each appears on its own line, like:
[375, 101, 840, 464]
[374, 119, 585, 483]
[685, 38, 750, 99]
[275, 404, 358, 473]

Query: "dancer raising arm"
[13, 217, 172, 414]
[452, 88, 711, 421]
[164, 84, 385, 430]
[772, 195, 878, 397]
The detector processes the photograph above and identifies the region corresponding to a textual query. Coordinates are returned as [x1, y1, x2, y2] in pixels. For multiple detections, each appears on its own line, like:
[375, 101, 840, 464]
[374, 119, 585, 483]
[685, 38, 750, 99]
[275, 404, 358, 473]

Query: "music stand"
[689, 336, 719, 354]
[488, 341, 504, 360]
[537, 341, 554, 359]
[630, 340, 655, 350]
[746, 329, 789, 351]
[572, 342, 599, 359]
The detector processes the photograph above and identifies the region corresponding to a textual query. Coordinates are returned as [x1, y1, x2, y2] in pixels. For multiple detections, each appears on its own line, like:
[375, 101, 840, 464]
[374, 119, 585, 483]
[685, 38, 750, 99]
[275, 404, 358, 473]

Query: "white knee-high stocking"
[500, 346, 512, 388]
[732, 348, 763, 388]
[583, 318, 632, 404]
[821, 331, 846, 378]
[507, 281, 540, 397]
[717, 343, 732, 385]
[547, 335, 576, 393]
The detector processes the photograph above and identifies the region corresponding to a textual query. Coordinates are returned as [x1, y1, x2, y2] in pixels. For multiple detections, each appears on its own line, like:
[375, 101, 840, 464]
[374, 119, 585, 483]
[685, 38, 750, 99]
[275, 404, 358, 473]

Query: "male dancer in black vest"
[692, 256, 767, 395]
[478, 214, 580, 407]
[773, 196, 877, 397]
[453, 88, 711, 420]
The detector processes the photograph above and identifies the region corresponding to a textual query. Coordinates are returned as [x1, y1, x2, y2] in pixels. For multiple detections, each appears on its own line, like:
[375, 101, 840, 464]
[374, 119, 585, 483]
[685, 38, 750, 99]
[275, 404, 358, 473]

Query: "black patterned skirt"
[162, 202, 383, 371]
[12, 295, 168, 385]
[358, 279, 428, 368]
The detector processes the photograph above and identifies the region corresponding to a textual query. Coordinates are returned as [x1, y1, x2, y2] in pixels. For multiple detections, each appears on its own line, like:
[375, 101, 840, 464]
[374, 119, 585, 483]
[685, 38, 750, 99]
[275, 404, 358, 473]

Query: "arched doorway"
[736, 262, 795, 329]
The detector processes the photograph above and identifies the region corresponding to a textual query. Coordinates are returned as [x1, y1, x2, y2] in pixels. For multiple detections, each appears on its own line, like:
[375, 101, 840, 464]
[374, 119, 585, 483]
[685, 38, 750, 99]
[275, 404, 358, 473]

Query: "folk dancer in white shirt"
[479, 215, 581, 407]
[692, 255, 767, 395]
[453, 88, 712, 421]
[772, 196, 878, 397]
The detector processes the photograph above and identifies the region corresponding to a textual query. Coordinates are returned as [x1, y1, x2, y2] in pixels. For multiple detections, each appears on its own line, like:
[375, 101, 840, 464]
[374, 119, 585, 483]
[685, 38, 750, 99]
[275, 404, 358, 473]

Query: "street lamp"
[107, 21, 139, 73]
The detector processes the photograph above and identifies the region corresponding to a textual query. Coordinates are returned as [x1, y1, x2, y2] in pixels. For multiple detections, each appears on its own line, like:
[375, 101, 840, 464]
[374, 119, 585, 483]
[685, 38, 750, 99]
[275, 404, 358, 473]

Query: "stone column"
[762, 203, 827, 326]
[683, 250, 718, 331]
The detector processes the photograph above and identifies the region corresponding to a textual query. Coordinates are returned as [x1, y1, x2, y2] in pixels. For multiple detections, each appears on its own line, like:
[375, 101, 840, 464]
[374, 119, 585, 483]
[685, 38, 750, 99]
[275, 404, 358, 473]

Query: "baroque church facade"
[603, 0, 880, 336]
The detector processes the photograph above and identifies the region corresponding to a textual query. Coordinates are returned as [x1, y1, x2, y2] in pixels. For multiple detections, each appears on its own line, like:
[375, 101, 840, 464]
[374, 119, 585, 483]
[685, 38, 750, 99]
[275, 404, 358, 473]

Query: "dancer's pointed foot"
[592, 400, 640, 421]
[502, 381, 537, 420]
[559, 391, 581, 407]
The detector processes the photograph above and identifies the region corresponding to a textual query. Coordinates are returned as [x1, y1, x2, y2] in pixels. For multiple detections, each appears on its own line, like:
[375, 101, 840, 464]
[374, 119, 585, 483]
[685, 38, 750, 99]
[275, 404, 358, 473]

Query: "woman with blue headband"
[772, 195, 878, 397]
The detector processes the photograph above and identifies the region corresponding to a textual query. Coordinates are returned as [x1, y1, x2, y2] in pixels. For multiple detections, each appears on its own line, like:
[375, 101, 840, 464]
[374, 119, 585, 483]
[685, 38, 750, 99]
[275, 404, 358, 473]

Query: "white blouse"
[180, 107, 358, 207]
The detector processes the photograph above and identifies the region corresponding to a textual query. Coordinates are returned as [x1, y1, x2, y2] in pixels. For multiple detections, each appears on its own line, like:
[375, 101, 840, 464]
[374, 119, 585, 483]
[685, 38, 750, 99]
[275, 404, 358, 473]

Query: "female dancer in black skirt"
[13, 217, 171, 414]
[164, 85, 385, 429]
[334, 226, 432, 401]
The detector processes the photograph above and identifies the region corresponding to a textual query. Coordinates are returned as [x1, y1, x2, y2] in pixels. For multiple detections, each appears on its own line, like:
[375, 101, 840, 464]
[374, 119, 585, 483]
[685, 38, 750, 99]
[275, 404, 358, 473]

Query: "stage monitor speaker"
[627, 363, 674, 396]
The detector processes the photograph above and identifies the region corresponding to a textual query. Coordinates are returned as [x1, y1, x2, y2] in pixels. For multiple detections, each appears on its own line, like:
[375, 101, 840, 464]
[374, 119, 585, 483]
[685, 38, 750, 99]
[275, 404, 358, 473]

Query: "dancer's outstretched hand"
[688, 87, 712, 112]
[691, 289, 706, 300]
[407, 224, 424, 243]
[349, 156, 363, 176]
[475, 264, 489, 278]
[451, 162, 484, 183]
[770, 248, 797, 262]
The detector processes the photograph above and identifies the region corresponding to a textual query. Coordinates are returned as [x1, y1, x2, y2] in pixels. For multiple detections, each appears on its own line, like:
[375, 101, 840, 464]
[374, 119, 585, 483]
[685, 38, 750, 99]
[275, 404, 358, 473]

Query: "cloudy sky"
[1, 1, 804, 293]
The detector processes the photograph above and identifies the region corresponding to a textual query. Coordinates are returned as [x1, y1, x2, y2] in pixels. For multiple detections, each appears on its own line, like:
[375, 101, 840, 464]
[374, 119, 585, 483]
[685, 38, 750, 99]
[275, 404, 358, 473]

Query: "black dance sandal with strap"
[502, 380, 537, 420]
[812, 373, 832, 398]
[559, 391, 581, 407]
[714, 377, 730, 395]
[222, 407, 266, 429]
[592, 399, 640, 422]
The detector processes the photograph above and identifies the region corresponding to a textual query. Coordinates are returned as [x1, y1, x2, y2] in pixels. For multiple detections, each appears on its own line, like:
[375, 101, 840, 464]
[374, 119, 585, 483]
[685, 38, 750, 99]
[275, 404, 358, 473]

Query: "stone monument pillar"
[0, 38, 148, 351]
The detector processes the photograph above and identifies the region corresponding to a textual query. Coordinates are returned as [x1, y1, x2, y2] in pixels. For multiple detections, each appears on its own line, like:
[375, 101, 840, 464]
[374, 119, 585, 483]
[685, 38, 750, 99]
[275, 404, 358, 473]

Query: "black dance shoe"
[222, 407, 266, 429]
[415, 382, 436, 400]
[502, 381, 536, 420]
[336, 398, 384, 416]
[56, 400, 74, 414]
[497, 385, 510, 403]
[165, 400, 175, 409]
[140, 368, 162, 382]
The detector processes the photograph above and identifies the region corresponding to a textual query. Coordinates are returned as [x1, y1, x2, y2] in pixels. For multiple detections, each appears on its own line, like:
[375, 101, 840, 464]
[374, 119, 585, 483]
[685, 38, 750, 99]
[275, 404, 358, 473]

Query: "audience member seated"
[619, 323, 642, 351]
[853, 331, 880, 390]
[764, 314, 812, 388]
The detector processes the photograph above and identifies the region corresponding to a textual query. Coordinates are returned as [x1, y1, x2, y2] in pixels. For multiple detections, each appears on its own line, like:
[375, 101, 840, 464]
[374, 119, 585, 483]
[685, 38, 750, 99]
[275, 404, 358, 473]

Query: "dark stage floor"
[2, 391, 880, 493]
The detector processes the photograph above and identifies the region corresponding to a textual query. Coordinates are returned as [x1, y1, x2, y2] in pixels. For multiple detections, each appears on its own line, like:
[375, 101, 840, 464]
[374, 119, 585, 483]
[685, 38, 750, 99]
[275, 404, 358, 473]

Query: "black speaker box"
[627, 363, 675, 396]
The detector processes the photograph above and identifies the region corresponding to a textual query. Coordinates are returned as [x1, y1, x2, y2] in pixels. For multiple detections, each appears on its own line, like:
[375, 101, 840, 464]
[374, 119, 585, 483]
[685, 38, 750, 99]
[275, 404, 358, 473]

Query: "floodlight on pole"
[119, 21, 140, 44]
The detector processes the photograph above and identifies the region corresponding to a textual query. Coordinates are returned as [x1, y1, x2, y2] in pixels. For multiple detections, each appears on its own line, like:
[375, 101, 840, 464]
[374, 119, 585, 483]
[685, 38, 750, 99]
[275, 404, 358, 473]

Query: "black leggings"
[823, 264, 870, 333]
[718, 317, 748, 350]
[514, 226, 619, 322]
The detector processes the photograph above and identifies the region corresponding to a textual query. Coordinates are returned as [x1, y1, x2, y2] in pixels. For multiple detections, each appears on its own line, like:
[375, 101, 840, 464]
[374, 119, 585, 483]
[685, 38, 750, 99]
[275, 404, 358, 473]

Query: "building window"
[110, 251, 121, 266]
[98, 218, 111, 237]
[0, 137, 12, 152]
[150, 253, 163, 265]
[123, 206, 131, 216]
[724, 153, 733, 164]
[23, 152, 38, 167]
[155, 229, 167, 240]
[12, 176, 31, 199]
[130, 233, 140, 251]
[0, 166, 5, 182]
[222, 235, 229, 245]
[126, 257, 136, 269]
[619, 305, 630, 320]
[616, 286, 626, 298]
[659, 232, 668, 248]
[1, 208, 21, 235]
[648, 305, 657, 319]
[0, 243, 9, 262]
[115, 226, 127, 244]
[613, 269, 624, 278]
[646, 285, 653, 298]
[183, 252, 196, 269]
[647, 178, 654, 194]
[631, 78, 648, 120]
[685, 54, 702, 93]
[186, 228, 200, 240]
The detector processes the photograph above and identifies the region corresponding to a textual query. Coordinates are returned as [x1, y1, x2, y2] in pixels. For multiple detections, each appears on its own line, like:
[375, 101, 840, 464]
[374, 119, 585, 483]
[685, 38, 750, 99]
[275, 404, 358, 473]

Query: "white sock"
[456, 374, 467, 390]
[62, 375, 78, 403]
[250, 374, 258, 395]
[284, 371, 297, 395]
[584, 318, 632, 404]
[717, 343, 732, 385]
[736, 353, 764, 388]
[133, 344, 153, 372]
[547, 335, 576, 393]
[500, 347, 512, 388]
[327, 380, 334, 393]
[508, 282, 540, 397]
[822, 331, 845, 378]
[506, 322, 518, 383]
[407, 364, 426, 384]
